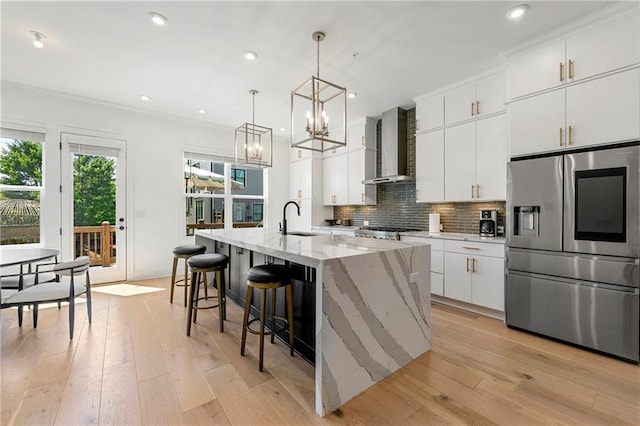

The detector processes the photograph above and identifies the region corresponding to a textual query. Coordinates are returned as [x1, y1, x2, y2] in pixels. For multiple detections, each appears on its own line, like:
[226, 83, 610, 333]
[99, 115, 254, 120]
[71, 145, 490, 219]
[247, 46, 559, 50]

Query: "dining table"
[0, 247, 60, 268]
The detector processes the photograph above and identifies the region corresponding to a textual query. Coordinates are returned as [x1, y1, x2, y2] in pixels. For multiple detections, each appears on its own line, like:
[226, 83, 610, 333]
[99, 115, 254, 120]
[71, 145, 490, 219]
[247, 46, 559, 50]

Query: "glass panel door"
[61, 133, 126, 283]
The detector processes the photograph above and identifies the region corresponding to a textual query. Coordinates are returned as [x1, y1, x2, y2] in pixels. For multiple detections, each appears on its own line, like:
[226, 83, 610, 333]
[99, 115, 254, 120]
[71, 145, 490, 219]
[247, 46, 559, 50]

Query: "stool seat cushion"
[173, 244, 206, 256]
[247, 264, 292, 283]
[187, 253, 228, 269]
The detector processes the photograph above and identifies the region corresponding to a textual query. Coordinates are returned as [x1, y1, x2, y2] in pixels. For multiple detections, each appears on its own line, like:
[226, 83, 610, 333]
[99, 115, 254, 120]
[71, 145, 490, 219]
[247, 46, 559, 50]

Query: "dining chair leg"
[183, 259, 189, 308]
[32, 303, 39, 328]
[69, 296, 75, 339]
[86, 271, 92, 324]
[217, 271, 224, 333]
[17, 305, 23, 327]
[270, 288, 277, 344]
[259, 288, 266, 372]
[186, 270, 198, 336]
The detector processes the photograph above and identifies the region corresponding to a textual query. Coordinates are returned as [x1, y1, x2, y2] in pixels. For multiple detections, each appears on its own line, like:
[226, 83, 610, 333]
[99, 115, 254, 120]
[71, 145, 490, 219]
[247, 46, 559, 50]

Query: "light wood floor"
[2, 276, 639, 425]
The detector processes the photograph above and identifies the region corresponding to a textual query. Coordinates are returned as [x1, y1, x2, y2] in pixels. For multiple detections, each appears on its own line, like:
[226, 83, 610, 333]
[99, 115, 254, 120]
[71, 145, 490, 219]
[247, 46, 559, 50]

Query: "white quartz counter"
[195, 227, 425, 268]
[401, 231, 506, 244]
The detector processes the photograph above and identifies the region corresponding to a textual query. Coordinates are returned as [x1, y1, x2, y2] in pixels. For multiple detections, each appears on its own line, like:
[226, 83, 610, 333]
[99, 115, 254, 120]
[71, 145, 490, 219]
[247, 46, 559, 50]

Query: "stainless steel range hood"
[362, 107, 414, 184]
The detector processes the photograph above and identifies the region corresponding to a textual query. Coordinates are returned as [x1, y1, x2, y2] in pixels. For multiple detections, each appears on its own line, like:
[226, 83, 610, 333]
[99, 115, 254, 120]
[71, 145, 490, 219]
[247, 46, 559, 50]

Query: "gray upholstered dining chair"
[0, 256, 92, 339]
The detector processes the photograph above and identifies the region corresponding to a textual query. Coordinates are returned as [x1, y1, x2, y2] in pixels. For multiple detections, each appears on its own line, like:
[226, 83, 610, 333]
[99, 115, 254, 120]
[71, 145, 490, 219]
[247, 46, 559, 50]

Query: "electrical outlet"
[364, 220, 369, 226]
[410, 272, 419, 283]
[497, 225, 505, 235]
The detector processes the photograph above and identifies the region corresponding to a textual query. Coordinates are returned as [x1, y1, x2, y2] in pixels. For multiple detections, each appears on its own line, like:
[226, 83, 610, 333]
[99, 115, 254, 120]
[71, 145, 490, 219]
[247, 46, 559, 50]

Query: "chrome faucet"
[281, 201, 300, 235]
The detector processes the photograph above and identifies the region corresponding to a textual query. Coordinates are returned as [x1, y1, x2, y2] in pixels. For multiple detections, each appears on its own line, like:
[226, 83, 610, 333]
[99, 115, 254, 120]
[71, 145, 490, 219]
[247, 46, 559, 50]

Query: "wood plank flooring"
[2, 276, 638, 425]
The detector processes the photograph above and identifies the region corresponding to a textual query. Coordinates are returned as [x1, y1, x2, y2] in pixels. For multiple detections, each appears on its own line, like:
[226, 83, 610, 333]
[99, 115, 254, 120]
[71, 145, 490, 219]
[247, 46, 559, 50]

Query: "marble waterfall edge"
[319, 244, 431, 413]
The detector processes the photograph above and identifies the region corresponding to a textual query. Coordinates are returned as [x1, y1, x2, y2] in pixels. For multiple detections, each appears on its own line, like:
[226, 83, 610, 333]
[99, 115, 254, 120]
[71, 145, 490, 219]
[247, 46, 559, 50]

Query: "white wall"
[1, 82, 289, 280]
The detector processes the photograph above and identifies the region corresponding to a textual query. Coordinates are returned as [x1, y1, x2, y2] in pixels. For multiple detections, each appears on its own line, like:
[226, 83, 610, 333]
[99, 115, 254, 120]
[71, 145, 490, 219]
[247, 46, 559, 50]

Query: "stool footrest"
[246, 316, 289, 336]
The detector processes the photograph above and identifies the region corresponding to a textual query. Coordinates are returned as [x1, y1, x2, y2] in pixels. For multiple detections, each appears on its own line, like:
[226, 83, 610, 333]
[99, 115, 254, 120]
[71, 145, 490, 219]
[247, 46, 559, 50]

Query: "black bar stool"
[186, 253, 229, 335]
[240, 264, 294, 372]
[170, 244, 206, 306]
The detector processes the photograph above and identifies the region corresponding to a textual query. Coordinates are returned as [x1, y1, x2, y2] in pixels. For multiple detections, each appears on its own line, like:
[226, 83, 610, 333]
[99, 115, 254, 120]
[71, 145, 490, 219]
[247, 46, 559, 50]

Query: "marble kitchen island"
[195, 228, 431, 416]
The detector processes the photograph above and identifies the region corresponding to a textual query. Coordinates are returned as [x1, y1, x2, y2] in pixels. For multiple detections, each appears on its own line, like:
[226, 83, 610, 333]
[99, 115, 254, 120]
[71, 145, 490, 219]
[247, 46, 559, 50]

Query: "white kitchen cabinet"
[415, 130, 444, 203]
[445, 72, 506, 126]
[415, 94, 444, 134]
[289, 157, 313, 200]
[348, 117, 376, 150]
[509, 9, 640, 100]
[323, 152, 349, 205]
[400, 237, 443, 296]
[445, 114, 507, 201]
[443, 240, 504, 311]
[348, 148, 376, 205]
[289, 155, 331, 230]
[510, 69, 640, 157]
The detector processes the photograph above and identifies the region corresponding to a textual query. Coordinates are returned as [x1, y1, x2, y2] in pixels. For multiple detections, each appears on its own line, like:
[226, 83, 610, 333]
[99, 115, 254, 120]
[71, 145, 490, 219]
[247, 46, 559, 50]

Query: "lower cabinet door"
[444, 252, 472, 303]
[431, 272, 444, 296]
[470, 255, 505, 311]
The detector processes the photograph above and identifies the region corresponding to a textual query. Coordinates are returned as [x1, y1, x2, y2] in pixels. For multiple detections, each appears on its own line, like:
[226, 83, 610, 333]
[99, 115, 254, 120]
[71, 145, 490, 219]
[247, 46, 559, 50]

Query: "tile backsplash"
[334, 108, 506, 234]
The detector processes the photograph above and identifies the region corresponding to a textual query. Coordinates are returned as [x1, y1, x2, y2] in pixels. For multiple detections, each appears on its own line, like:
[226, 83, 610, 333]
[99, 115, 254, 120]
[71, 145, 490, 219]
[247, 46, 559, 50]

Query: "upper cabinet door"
[475, 114, 507, 201]
[416, 130, 445, 203]
[509, 89, 566, 157]
[475, 73, 506, 119]
[444, 122, 476, 201]
[415, 95, 444, 133]
[566, 10, 640, 83]
[444, 83, 476, 126]
[509, 39, 566, 100]
[566, 69, 640, 149]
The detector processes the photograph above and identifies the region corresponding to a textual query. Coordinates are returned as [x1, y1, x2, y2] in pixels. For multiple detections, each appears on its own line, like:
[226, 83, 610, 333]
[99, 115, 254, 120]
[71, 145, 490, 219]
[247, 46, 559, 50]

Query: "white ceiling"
[1, 1, 619, 132]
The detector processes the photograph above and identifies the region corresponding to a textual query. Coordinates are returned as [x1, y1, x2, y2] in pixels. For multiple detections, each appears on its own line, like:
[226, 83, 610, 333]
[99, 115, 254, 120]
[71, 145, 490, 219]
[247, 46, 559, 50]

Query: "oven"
[564, 146, 639, 258]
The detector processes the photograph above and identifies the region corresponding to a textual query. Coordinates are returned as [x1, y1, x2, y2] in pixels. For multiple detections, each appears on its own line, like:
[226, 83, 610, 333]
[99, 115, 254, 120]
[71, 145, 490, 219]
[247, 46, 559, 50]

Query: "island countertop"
[195, 227, 426, 268]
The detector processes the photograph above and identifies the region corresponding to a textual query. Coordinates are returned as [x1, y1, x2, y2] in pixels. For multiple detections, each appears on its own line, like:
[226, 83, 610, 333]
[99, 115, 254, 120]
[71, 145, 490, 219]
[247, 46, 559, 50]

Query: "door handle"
[463, 246, 480, 250]
[568, 59, 574, 79]
[471, 185, 475, 198]
[476, 184, 480, 198]
[471, 102, 475, 116]
[559, 62, 564, 82]
[559, 127, 563, 146]
[476, 100, 480, 115]
[568, 125, 573, 145]
[472, 258, 477, 273]
[466, 257, 470, 272]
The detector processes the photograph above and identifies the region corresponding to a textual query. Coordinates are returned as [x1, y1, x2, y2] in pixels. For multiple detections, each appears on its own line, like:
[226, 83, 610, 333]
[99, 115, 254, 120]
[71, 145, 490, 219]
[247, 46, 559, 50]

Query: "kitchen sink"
[286, 231, 317, 237]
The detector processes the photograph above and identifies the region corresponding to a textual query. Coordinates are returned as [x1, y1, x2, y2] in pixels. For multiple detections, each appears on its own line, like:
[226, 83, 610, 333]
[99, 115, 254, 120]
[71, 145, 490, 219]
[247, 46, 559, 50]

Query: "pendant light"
[291, 31, 347, 152]
[235, 89, 273, 168]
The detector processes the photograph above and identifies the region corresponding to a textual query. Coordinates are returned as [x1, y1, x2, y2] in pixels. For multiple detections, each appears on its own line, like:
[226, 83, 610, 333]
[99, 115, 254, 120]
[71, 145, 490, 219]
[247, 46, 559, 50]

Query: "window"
[184, 152, 264, 235]
[252, 203, 263, 222]
[231, 168, 246, 187]
[0, 129, 46, 245]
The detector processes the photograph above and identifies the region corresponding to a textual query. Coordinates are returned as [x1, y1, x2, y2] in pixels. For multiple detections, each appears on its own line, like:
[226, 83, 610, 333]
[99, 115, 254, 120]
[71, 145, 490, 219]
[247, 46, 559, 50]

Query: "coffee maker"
[479, 210, 497, 237]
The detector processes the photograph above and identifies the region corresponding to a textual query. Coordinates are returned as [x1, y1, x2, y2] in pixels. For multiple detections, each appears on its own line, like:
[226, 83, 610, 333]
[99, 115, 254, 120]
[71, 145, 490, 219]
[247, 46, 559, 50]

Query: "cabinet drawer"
[444, 240, 505, 258]
[431, 272, 444, 296]
[431, 250, 444, 274]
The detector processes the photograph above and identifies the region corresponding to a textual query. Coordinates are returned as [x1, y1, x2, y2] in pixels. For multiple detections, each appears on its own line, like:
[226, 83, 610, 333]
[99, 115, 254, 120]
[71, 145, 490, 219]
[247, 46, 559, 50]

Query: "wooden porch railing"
[74, 221, 116, 266]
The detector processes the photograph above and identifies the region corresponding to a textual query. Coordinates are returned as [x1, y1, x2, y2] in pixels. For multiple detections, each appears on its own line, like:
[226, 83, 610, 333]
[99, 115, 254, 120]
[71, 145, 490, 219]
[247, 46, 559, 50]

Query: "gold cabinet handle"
[568, 125, 573, 145]
[476, 184, 480, 198]
[463, 246, 480, 250]
[560, 62, 564, 82]
[471, 184, 475, 198]
[361, 192, 365, 203]
[559, 127, 563, 146]
[476, 100, 480, 115]
[361, 136, 365, 146]
[471, 102, 475, 116]
[297, 190, 301, 198]
[472, 258, 477, 273]
[568, 59, 574, 79]
[466, 257, 470, 272]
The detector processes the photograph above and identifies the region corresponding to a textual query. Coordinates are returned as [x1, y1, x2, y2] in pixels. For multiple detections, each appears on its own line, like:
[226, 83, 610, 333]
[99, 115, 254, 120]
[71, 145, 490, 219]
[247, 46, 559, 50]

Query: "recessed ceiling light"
[198, 109, 207, 114]
[506, 4, 529, 21]
[148, 12, 168, 26]
[244, 50, 258, 61]
[140, 95, 150, 101]
[30, 31, 46, 49]
[348, 92, 357, 99]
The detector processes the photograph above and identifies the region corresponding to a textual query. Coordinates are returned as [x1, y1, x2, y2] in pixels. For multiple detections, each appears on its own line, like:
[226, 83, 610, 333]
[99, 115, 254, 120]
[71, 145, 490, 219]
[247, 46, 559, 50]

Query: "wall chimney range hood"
[362, 107, 414, 184]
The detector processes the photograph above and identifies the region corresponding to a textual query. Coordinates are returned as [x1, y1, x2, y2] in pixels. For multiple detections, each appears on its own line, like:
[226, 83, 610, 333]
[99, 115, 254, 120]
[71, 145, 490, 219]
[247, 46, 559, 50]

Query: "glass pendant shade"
[291, 32, 347, 152]
[235, 90, 273, 168]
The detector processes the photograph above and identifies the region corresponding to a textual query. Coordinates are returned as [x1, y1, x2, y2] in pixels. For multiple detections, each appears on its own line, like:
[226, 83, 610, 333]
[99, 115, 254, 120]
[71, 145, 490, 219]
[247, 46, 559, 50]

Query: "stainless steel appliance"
[479, 210, 497, 237]
[354, 226, 420, 240]
[506, 144, 640, 362]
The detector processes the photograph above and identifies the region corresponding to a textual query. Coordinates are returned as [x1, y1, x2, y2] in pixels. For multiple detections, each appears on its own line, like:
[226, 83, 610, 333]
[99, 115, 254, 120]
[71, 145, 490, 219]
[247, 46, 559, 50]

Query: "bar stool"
[241, 264, 294, 372]
[170, 244, 206, 306]
[186, 253, 229, 335]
